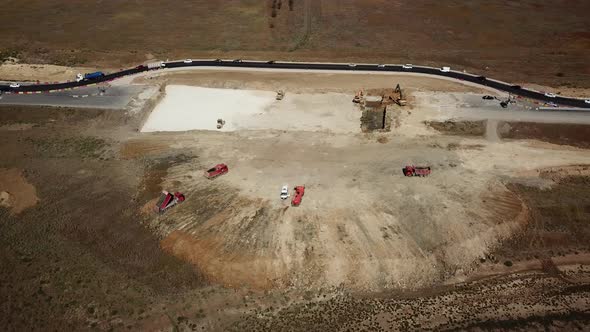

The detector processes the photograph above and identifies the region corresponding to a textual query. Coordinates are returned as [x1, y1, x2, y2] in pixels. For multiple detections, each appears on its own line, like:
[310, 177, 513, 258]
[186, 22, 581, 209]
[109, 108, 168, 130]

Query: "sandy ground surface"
[131, 73, 590, 293]
[142, 86, 275, 132]
[0, 63, 98, 82]
[144, 118, 590, 293]
[131, 68, 502, 95]
[142, 85, 360, 133]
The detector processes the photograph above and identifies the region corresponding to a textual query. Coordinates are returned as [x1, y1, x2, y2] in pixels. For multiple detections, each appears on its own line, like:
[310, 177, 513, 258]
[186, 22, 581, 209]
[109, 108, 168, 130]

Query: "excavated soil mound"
[156, 165, 526, 292]
[0, 168, 39, 214]
[426, 120, 486, 136]
[140, 198, 159, 216]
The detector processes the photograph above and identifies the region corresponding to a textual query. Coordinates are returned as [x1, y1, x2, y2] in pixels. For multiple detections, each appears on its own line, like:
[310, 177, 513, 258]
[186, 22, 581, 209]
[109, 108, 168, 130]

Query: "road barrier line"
[2, 60, 589, 108]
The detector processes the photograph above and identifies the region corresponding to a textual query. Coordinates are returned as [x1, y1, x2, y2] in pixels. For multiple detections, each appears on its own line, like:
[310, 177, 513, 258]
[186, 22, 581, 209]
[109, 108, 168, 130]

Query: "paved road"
[1, 60, 589, 108]
[0, 85, 143, 109]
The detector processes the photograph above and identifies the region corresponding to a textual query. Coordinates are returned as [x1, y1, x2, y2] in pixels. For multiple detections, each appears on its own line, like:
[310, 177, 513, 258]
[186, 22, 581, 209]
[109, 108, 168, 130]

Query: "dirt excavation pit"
[141, 85, 361, 133]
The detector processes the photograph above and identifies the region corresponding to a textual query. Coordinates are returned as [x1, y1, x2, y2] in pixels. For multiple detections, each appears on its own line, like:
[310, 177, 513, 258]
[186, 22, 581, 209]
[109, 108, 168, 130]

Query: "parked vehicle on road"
[183, 59, 192, 64]
[482, 95, 495, 100]
[544, 92, 557, 98]
[440, 66, 451, 72]
[348, 63, 356, 68]
[378, 64, 385, 68]
[402, 64, 413, 69]
[76, 71, 104, 82]
[585, 99, 590, 104]
[147, 61, 165, 69]
[9, 83, 20, 88]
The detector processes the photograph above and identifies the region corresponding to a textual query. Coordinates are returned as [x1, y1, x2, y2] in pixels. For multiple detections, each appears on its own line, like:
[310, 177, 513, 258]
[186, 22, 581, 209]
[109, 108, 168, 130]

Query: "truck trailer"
[76, 71, 105, 82]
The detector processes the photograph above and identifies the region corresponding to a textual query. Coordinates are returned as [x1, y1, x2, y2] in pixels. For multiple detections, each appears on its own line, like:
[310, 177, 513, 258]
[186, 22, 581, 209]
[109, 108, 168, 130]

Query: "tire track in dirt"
[290, 0, 312, 51]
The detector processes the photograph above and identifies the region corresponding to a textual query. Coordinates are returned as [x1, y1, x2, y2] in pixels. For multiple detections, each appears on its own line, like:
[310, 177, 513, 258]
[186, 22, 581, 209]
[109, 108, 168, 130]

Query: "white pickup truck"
[280, 185, 289, 200]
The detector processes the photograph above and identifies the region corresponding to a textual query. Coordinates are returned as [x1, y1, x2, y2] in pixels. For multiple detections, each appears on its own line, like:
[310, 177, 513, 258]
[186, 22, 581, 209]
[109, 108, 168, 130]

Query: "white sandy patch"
[234, 91, 360, 133]
[141, 85, 362, 133]
[142, 86, 275, 132]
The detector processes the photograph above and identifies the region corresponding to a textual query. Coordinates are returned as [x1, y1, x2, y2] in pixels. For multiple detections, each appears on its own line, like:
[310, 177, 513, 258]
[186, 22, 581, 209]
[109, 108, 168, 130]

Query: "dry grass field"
[0, 0, 589, 86]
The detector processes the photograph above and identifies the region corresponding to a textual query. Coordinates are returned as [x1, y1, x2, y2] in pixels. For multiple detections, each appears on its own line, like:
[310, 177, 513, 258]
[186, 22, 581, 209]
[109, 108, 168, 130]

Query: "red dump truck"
[204, 164, 228, 179]
[154, 191, 185, 213]
[291, 186, 305, 206]
[402, 165, 431, 177]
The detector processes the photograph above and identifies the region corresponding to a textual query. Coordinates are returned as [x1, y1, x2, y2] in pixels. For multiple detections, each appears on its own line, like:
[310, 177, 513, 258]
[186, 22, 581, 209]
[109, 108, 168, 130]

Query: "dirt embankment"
[426, 120, 486, 136]
[497, 174, 590, 261]
[499, 122, 590, 149]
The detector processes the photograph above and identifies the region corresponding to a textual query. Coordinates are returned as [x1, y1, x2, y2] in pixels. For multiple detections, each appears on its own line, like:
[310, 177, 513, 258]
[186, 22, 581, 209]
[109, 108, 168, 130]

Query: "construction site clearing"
[3, 69, 590, 331]
[132, 71, 590, 290]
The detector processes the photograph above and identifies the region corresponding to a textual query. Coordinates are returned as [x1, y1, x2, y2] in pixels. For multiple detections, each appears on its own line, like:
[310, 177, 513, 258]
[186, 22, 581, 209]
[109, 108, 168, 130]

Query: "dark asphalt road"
[1, 60, 589, 108]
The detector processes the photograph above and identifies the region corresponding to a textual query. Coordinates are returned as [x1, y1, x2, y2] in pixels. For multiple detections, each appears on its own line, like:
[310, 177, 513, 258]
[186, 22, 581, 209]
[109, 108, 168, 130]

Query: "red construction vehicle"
[204, 164, 228, 179]
[154, 191, 185, 213]
[402, 165, 431, 177]
[291, 186, 305, 206]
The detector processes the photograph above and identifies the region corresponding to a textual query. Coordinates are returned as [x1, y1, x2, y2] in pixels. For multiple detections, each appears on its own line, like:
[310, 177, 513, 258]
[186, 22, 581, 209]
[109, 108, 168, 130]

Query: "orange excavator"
[353, 89, 364, 103]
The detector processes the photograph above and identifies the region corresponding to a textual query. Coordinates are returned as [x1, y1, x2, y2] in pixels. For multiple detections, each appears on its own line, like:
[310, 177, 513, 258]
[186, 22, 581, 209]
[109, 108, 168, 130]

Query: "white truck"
[147, 61, 165, 70]
[280, 185, 289, 200]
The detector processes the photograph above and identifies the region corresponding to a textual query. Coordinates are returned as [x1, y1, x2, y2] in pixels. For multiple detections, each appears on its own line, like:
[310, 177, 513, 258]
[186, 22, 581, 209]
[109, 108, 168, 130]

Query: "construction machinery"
[204, 164, 229, 179]
[291, 186, 305, 206]
[216, 118, 226, 129]
[154, 191, 185, 213]
[276, 90, 285, 100]
[394, 84, 407, 106]
[352, 89, 364, 104]
[402, 165, 431, 177]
